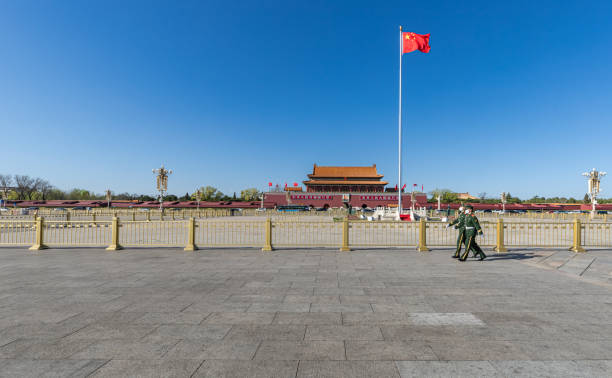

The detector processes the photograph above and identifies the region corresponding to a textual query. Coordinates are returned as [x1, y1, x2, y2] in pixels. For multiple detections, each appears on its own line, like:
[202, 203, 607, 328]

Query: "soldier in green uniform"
[459, 205, 486, 261]
[447, 205, 466, 258]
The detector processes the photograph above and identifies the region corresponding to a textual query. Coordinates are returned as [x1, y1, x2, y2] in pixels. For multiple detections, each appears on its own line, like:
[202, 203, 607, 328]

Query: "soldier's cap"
[465, 205, 474, 210]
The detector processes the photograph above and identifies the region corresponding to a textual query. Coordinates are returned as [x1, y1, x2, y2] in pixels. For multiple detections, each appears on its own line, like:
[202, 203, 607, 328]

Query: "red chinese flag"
[268, 182, 272, 187]
[402, 184, 407, 190]
[293, 182, 298, 187]
[402, 32, 430, 54]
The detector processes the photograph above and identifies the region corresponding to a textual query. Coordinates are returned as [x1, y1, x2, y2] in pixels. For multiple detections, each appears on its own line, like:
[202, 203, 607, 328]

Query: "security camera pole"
[153, 165, 173, 211]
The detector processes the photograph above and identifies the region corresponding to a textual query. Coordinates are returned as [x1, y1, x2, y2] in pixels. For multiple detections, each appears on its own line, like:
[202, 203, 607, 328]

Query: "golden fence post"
[92, 212, 96, 226]
[340, 217, 351, 251]
[106, 217, 123, 251]
[569, 218, 585, 252]
[66, 211, 71, 222]
[184, 217, 197, 251]
[172, 211, 175, 221]
[29, 216, 48, 251]
[146, 211, 151, 222]
[261, 217, 273, 251]
[417, 218, 429, 252]
[132, 212, 136, 221]
[494, 218, 508, 252]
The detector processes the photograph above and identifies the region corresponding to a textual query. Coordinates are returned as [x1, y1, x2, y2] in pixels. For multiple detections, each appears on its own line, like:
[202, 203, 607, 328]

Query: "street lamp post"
[153, 165, 173, 211]
[501, 192, 507, 214]
[195, 188, 202, 210]
[582, 168, 607, 218]
[105, 189, 112, 209]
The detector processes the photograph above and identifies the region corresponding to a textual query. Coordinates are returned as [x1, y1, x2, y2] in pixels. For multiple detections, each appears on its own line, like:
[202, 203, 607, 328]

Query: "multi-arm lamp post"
[153, 165, 173, 211]
[582, 168, 606, 217]
[500, 192, 507, 214]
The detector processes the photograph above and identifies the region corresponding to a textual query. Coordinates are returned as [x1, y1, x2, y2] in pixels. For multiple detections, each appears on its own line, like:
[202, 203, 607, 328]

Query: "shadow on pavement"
[484, 252, 536, 261]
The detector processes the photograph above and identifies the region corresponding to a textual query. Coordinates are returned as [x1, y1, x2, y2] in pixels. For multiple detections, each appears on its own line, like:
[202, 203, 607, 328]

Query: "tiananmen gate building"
[303, 164, 388, 193]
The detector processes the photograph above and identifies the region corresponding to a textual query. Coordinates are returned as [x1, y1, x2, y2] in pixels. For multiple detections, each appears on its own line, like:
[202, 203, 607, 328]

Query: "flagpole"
[398, 26, 402, 217]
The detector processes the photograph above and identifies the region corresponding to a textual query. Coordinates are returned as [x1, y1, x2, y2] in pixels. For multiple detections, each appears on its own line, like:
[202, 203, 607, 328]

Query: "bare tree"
[14, 175, 34, 200]
[0, 174, 13, 188]
[478, 192, 487, 201]
[37, 179, 53, 200]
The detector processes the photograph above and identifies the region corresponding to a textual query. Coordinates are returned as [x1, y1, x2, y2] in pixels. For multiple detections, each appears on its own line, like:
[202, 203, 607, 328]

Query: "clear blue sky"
[1, 0, 611, 199]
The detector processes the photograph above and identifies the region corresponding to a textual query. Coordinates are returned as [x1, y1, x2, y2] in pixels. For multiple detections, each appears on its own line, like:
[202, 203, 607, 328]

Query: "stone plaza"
[0, 246, 611, 377]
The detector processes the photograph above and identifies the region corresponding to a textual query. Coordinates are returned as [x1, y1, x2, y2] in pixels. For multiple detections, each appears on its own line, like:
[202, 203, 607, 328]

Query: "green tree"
[240, 188, 261, 201]
[197, 186, 224, 201]
[67, 188, 93, 200]
[46, 189, 67, 200]
[583, 193, 591, 203]
[428, 188, 458, 203]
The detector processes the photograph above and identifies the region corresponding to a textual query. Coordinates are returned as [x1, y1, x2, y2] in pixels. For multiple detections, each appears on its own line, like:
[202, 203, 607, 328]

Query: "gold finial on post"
[399, 26, 402, 32]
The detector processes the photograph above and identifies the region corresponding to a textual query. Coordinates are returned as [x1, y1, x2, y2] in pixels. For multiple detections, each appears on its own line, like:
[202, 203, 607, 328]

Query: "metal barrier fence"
[1, 217, 610, 252]
[0, 220, 35, 246]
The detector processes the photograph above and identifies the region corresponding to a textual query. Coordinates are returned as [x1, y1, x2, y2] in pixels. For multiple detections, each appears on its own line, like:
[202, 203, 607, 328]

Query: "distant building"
[284, 186, 303, 192]
[457, 192, 478, 200]
[303, 164, 388, 193]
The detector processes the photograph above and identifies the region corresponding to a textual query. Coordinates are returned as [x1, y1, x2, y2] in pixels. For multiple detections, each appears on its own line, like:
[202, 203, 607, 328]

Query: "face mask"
[459, 207, 464, 212]
[465, 209, 471, 214]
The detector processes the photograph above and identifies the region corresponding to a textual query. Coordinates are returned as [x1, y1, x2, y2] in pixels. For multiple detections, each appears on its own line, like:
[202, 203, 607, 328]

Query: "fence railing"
[1, 217, 609, 252]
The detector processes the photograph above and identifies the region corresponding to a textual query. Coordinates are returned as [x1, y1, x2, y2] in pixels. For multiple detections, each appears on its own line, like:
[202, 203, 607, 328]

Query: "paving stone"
[345, 341, 437, 360]
[203, 312, 275, 325]
[310, 304, 373, 313]
[248, 303, 310, 312]
[340, 295, 397, 304]
[131, 312, 209, 325]
[225, 325, 306, 341]
[284, 295, 340, 304]
[164, 339, 261, 360]
[428, 339, 530, 360]
[305, 325, 383, 340]
[254, 341, 345, 360]
[193, 360, 298, 377]
[491, 360, 612, 377]
[69, 339, 176, 359]
[90, 359, 202, 377]
[298, 360, 400, 377]
[143, 324, 230, 342]
[1, 247, 612, 376]
[372, 304, 436, 312]
[183, 302, 251, 313]
[226, 294, 285, 303]
[274, 312, 342, 325]
[0, 359, 108, 377]
[396, 360, 501, 377]
[18, 338, 97, 359]
[342, 312, 413, 325]
[66, 323, 158, 340]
